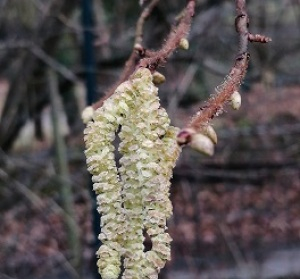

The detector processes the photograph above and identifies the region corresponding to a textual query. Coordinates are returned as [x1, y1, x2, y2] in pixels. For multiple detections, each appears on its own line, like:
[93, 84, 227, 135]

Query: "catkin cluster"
[83, 68, 180, 279]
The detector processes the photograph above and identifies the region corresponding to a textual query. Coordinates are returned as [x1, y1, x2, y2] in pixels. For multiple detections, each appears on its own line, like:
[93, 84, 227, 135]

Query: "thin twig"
[31, 46, 78, 82]
[139, 0, 195, 70]
[0, 40, 32, 50]
[92, 0, 160, 110]
[30, 0, 83, 33]
[177, 0, 271, 145]
[135, 0, 160, 46]
[0, 40, 78, 82]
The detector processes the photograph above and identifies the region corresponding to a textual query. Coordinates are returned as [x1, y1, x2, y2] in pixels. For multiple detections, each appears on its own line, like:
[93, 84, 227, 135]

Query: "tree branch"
[92, 0, 160, 110]
[139, 0, 195, 70]
[177, 0, 271, 146]
[91, 0, 195, 111]
[31, 45, 78, 82]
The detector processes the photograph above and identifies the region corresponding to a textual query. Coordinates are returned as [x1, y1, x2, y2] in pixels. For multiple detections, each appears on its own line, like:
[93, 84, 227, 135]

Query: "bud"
[152, 71, 166, 85]
[177, 128, 194, 145]
[134, 43, 143, 53]
[179, 38, 189, 50]
[82, 106, 94, 124]
[230, 91, 241, 110]
[189, 133, 214, 156]
[203, 125, 218, 144]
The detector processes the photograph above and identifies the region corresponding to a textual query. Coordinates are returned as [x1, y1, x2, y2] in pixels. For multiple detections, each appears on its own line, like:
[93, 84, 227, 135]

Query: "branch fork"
[176, 0, 271, 152]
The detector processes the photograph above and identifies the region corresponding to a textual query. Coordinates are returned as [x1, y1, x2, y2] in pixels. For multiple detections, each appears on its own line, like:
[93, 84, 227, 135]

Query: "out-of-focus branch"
[48, 69, 81, 271]
[0, 40, 77, 82]
[0, 40, 32, 50]
[0, 0, 78, 151]
[30, 0, 82, 33]
[31, 46, 78, 82]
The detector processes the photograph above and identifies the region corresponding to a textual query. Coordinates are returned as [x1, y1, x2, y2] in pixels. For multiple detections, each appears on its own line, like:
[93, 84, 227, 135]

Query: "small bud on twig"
[202, 125, 218, 145]
[82, 106, 94, 124]
[179, 38, 189, 50]
[152, 71, 166, 85]
[230, 91, 242, 110]
[177, 128, 194, 145]
[189, 133, 215, 156]
[177, 127, 215, 156]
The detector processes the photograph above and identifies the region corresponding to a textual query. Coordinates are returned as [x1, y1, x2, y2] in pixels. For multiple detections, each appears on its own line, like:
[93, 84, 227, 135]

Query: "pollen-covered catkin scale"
[83, 68, 181, 279]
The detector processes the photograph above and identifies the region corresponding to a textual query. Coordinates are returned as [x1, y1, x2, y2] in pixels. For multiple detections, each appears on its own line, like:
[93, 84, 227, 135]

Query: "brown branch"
[91, 0, 196, 111]
[116, 0, 160, 82]
[139, 0, 195, 70]
[135, 0, 160, 46]
[92, 0, 159, 110]
[177, 0, 271, 146]
[187, 53, 249, 132]
[248, 33, 272, 43]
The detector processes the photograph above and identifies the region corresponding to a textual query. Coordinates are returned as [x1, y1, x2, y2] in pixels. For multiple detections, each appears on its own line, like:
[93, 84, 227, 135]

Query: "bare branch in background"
[31, 46, 78, 82]
[0, 0, 78, 151]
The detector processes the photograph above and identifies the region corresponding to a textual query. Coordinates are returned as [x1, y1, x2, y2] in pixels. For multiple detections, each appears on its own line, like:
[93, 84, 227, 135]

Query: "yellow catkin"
[83, 68, 180, 279]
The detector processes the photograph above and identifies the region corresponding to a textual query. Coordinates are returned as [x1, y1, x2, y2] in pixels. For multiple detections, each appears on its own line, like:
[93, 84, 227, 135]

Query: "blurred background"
[0, 0, 300, 279]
